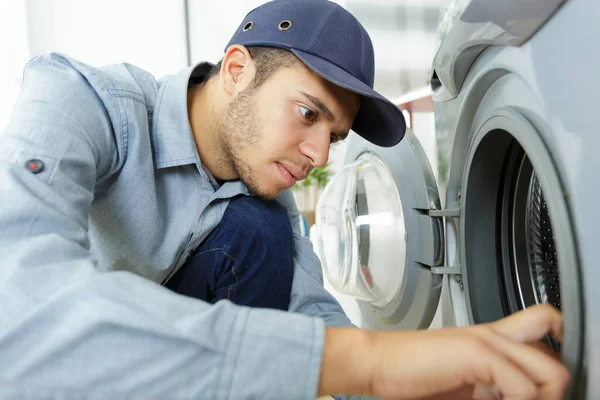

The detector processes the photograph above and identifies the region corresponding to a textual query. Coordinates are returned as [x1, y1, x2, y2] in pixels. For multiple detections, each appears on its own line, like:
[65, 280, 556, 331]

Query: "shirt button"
[25, 159, 44, 174]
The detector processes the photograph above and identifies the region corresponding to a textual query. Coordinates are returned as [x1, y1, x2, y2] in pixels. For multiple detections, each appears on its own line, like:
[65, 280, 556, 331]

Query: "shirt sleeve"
[276, 191, 382, 400]
[275, 190, 354, 327]
[0, 53, 325, 400]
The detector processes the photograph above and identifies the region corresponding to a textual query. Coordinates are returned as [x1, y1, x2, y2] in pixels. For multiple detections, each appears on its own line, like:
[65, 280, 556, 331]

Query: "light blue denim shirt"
[0, 53, 369, 400]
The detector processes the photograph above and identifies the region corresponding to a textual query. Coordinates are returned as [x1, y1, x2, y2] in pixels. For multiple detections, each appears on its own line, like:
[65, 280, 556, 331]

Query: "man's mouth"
[277, 163, 307, 186]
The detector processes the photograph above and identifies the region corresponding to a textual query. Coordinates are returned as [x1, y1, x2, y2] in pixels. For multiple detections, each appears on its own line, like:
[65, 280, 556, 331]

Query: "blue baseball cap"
[225, 0, 406, 147]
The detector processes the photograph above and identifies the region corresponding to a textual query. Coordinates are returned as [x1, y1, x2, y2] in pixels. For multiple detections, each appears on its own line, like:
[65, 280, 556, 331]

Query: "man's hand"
[318, 303, 570, 399]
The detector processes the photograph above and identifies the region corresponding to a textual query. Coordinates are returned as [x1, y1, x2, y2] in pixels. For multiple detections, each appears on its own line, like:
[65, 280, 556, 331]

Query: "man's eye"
[299, 106, 317, 122]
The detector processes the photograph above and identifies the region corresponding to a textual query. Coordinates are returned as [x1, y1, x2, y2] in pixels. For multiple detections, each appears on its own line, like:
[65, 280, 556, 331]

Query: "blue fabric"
[166, 196, 294, 310]
[0, 52, 374, 399]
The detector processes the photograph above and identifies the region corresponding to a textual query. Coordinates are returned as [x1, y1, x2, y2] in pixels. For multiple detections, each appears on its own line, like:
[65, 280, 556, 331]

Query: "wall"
[0, 1, 29, 133]
[24, 0, 188, 79]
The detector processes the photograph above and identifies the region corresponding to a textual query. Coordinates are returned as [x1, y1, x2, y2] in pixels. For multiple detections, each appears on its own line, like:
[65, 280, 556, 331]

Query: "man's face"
[217, 62, 360, 199]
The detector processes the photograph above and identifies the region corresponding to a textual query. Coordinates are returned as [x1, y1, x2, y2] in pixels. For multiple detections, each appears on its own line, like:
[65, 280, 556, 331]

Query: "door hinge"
[428, 208, 460, 218]
[418, 263, 462, 276]
[430, 266, 462, 275]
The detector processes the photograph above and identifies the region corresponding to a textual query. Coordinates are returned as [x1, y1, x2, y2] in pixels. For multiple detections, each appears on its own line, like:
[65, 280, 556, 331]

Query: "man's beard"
[216, 85, 278, 199]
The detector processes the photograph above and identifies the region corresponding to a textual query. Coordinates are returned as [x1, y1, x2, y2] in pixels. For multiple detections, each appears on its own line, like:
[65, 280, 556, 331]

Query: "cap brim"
[291, 48, 406, 148]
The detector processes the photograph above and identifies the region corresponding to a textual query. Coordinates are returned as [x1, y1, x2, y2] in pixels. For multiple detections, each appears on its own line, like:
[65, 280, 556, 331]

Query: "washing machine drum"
[522, 173, 561, 310]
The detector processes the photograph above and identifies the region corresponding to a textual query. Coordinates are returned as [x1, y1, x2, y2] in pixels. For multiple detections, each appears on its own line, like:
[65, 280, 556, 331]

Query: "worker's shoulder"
[25, 52, 159, 107]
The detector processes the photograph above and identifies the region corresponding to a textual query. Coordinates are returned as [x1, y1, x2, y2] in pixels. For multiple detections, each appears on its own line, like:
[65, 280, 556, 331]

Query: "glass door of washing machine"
[315, 128, 447, 331]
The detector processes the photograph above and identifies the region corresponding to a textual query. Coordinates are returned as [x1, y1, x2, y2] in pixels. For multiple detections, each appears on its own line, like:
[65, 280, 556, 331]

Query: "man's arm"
[276, 190, 381, 400]
[276, 189, 354, 327]
[316, 304, 569, 399]
[0, 53, 325, 399]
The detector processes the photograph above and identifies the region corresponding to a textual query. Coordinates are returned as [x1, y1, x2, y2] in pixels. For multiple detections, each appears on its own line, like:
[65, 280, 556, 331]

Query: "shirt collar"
[152, 63, 211, 169]
[152, 63, 252, 197]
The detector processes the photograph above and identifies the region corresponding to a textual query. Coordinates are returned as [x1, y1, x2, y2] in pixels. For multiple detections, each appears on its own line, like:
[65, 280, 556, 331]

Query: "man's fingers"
[421, 385, 475, 400]
[462, 337, 539, 399]
[474, 327, 570, 400]
[488, 303, 563, 343]
[526, 340, 562, 361]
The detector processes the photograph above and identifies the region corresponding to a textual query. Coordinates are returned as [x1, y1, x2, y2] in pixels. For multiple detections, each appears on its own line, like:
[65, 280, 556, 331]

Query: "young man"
[0, 0, 569, 399]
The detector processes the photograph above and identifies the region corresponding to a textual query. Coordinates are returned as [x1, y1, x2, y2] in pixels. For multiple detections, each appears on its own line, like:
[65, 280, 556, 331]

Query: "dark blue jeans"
[165, 195, 294, 311]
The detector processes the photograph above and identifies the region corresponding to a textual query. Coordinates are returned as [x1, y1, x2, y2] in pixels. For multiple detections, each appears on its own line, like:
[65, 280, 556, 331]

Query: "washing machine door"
[315, 128, 445, 330]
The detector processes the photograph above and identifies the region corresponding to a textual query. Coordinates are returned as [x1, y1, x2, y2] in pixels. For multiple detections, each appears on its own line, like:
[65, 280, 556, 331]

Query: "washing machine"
[315, 0, 597, 398]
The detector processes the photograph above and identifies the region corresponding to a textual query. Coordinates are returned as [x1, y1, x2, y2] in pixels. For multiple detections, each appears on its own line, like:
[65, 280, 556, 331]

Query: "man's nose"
[298, 130, 330, 168]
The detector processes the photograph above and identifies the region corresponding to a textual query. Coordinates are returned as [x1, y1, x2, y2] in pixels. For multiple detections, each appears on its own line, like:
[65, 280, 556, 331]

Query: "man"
[0, 0, 569, 399]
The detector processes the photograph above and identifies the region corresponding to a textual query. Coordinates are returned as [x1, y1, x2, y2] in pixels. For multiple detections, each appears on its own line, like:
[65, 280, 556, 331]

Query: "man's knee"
[167, 196, 295, 308]
[214, 196, 294, 309]
[223, 196, 294, 250]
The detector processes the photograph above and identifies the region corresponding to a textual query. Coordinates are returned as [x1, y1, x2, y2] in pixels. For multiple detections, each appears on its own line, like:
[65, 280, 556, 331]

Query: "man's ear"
[220, 45, 255, 96]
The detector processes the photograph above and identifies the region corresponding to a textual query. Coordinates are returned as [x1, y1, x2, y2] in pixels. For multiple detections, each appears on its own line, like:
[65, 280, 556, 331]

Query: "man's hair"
[207, 46, 301, 89]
